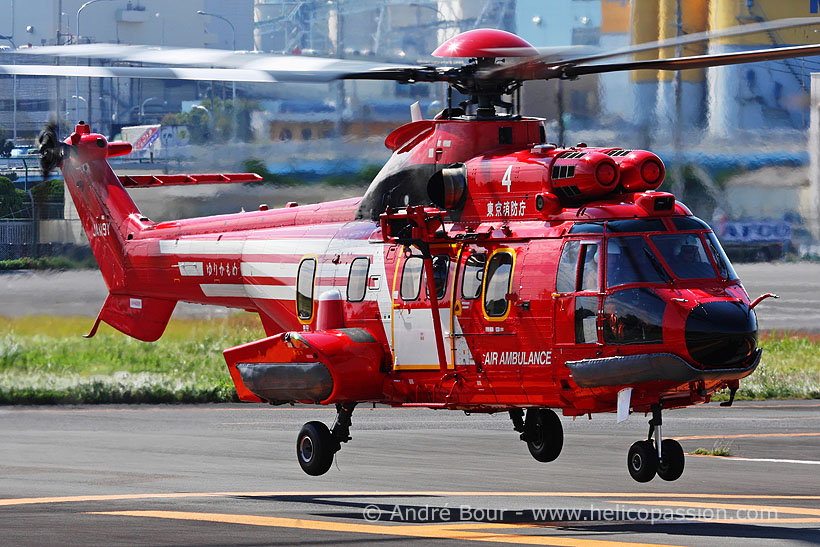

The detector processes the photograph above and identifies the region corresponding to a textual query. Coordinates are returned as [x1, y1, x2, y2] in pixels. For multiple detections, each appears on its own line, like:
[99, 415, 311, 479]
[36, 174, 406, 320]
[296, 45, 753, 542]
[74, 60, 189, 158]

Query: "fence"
[0, 220, 35, 260]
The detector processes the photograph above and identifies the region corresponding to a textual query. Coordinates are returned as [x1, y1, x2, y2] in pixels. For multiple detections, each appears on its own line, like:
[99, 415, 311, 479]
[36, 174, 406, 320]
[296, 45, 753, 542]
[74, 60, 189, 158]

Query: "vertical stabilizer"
[42, 123, 177, 342]
[54, 123, 142, 291]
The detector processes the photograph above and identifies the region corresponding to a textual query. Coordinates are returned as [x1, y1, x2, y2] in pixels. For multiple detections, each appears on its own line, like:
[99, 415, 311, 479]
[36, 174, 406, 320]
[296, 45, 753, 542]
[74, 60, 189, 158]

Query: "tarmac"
[1, 261, 820, 329]
[1, 263, 819, 544]
[1, 402, 818, 545]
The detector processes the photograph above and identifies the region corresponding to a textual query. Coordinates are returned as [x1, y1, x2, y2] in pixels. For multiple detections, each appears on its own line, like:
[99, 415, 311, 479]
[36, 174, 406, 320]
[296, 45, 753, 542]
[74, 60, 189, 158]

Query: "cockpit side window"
[556, 240, 581, 293]
[579, 243, 600, 291]
[705, 232, 739, 281]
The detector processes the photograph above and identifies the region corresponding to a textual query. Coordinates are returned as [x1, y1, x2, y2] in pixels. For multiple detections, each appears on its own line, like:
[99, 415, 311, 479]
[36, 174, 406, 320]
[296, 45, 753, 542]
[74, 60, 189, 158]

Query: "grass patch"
[713, 331, 820, 401]
[0, 256, 98, 271]
[1, 318, 818, 405]
[0, 314, 265, 404]
[692, 440, 733, 457]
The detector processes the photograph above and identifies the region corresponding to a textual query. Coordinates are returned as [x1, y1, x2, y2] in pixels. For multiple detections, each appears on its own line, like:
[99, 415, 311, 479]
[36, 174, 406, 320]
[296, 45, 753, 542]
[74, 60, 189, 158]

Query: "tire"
[525, 408, 563, 462]
[297, 421, 335, 476]
[627, 440, 658, 483]
[657, 439, 685, 482]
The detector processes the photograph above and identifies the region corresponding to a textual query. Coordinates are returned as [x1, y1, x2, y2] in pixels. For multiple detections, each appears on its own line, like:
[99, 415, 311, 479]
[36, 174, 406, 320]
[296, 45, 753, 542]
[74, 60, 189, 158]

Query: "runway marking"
[612, 501, 820, 518]
[87, 510, 687, 547]
[3, 491, 820, 507]
[690, 454, 820, 465]
[676, 432, 820, 441]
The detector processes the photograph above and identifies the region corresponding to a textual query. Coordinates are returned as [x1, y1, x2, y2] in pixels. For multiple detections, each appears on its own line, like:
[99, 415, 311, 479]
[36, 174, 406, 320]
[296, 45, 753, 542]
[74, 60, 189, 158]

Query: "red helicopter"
[9, 20, 820, 482]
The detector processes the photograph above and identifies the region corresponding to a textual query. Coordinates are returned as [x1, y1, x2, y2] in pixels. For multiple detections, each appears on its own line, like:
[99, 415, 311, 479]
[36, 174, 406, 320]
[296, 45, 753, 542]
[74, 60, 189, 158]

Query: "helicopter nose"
[685, 301, 758, 369]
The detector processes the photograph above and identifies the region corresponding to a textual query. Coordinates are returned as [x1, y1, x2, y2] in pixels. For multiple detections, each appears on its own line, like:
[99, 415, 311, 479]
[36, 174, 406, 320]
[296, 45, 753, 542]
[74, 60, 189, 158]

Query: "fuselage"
[60, 119, 760, 417]
[119, 194, 758, 416]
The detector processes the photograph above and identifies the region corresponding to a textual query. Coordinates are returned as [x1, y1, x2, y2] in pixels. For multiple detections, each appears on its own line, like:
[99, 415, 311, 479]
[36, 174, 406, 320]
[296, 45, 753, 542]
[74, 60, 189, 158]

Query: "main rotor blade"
[9, 43, 428, 82]
[487, 16, 820, 81]
[563, 42, 820, 79]
[0, 64, 278, 82]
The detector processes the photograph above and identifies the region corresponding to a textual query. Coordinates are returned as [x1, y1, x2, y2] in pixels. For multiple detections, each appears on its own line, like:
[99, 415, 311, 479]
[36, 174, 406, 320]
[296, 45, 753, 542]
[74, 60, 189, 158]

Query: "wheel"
[657, 439, 685, 481]
[296, 421, 336, 476]
[525, 408, 563, 462]
[627, 440, 658, 483]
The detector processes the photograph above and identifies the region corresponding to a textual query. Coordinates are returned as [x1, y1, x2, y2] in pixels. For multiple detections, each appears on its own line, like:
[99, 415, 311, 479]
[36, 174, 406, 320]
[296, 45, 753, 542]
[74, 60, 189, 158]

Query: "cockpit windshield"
[606, 236, 666, 288]
[585, 217, 739, 288]
[651, 233, 716, 279]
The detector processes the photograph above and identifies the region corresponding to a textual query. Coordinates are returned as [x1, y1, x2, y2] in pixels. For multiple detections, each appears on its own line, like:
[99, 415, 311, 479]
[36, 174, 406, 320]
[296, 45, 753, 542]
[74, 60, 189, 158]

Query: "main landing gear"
[296, 403, 356, 476]
[510, 408, 564, 462]
[627, 404, 685, 483]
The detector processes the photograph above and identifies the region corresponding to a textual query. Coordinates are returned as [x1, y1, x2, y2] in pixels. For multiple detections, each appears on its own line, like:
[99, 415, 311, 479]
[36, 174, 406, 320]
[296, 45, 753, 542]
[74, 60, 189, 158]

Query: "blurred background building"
[2, 0, 820, 141]
[2, 0, 820, 258]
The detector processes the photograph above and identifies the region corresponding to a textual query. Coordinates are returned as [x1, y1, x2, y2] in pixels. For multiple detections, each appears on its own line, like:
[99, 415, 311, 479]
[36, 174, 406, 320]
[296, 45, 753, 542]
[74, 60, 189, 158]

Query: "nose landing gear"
[296, 403, 356, 476]
[627, 404, 685, 482]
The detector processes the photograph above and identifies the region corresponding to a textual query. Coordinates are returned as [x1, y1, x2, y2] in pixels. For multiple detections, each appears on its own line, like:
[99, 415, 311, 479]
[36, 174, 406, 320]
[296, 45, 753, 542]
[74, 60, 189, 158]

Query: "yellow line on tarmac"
[3, 491, 820, 507]
[87, 510, 688, 547]
[612, 501, 820, 518]
[676, 432, 820, 441]
[0, 492, 228, 507]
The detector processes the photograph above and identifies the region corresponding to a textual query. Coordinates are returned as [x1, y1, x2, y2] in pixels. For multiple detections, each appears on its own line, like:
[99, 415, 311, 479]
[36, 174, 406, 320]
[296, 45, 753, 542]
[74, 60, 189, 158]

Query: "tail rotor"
[37, 120, 66, 177]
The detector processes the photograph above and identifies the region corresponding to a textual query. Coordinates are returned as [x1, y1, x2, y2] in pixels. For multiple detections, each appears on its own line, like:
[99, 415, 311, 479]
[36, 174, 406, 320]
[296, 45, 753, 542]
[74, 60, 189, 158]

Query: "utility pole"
[809, 74, 820, 243]
[671, 0, 685, 201]
[197, 11, 237, 139]
[333, 0, 345, 137]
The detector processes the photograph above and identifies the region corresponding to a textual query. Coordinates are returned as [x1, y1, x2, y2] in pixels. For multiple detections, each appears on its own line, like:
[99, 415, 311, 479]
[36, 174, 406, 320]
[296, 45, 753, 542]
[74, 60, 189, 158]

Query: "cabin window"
[296, 258, 316, 320]
[461, 253, 485, 299]
[606, 236, 667, 288]
[400, 256, 424, 300]
[651, 234, 715, 279]
[346, 257, 370, 302]
[484, 252, 513, 317]
[425, 255, 450, 300]
[603, 288, 665, 345]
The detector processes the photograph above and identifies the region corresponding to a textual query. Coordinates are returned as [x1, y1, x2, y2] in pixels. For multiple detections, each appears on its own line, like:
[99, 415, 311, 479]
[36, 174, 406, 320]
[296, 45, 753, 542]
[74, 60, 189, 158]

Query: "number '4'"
[502, 165, 512, 192]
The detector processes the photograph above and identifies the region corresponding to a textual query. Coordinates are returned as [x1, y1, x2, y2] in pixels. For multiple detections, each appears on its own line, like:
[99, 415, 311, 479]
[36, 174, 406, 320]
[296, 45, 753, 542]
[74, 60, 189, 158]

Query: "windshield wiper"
[643, 247, 673, 284]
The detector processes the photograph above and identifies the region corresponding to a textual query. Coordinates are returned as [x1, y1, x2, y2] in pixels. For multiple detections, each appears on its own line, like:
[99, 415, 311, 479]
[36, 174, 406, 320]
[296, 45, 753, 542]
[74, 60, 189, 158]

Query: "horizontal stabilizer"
[118, 173, 263, 188]
[87, 294, 177, 342]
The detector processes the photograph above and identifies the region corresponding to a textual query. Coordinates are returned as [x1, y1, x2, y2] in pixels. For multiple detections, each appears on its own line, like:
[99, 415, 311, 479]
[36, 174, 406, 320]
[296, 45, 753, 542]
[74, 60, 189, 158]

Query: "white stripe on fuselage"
[240, 262, 299, 278]
[159, 238, 332, 256]
[200, 284, 339, 300]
